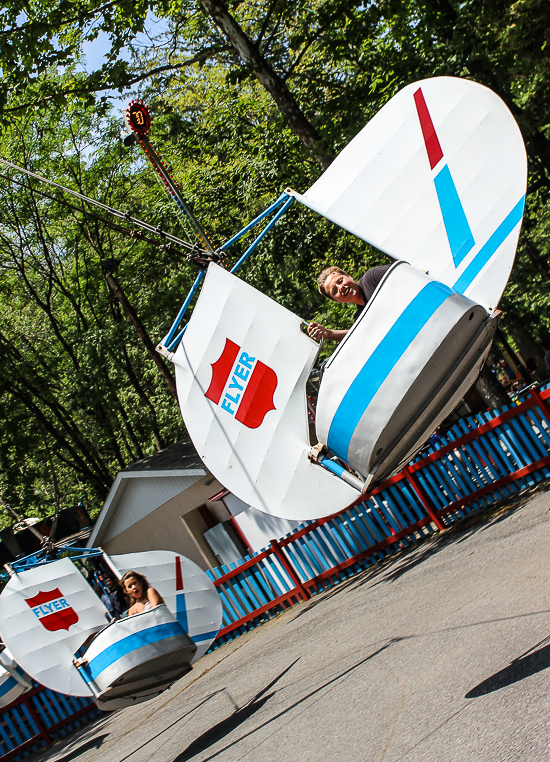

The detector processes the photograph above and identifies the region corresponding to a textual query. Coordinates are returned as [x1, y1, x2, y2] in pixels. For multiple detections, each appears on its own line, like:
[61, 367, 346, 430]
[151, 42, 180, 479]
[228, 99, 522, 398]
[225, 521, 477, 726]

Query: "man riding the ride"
[307, 264, 390, 342]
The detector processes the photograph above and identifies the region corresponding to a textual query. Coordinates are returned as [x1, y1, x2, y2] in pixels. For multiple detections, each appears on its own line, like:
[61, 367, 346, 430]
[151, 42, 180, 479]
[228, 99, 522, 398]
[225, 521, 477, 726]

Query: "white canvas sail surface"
[290, 77, 527, 311]
[0, 559, 109, 696]
[171, 263, 360, 521]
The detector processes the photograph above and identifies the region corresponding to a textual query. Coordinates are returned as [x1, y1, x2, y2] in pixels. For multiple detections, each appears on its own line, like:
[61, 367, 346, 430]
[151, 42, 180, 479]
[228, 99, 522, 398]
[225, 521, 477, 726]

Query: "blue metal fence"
[207, 386, 550, 648]
[3, 388, 550, 760]
[0, 686, 100, 762]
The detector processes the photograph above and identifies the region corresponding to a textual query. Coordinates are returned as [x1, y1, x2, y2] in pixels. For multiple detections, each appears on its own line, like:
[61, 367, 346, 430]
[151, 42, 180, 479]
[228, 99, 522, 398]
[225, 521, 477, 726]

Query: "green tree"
[0, 98, 198, 522]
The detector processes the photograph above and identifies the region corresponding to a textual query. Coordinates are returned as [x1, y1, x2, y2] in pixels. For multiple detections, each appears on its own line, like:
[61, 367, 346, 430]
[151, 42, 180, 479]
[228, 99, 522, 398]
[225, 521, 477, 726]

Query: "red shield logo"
[205, 338, 277, 429]
[26, 588, 79, 632]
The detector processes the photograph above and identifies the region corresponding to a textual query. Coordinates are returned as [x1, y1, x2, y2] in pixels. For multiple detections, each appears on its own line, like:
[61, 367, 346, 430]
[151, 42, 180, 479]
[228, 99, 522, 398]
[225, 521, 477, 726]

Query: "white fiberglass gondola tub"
[0, 648, 33, 708]
[315, 260, 499, 484]
[75, 604, 196, 708]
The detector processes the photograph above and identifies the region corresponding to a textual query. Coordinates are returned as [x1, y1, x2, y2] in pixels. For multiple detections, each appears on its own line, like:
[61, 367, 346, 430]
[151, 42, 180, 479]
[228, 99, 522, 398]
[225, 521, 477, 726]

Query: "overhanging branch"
[2, 45, 229, 116]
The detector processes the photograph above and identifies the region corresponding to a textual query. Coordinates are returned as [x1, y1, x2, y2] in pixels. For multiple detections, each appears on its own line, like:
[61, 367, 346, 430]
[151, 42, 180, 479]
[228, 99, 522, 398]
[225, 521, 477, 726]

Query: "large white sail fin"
[0, 559, 109, 696]
[291, 77, 527, 311]
[172, 264, 360, 521]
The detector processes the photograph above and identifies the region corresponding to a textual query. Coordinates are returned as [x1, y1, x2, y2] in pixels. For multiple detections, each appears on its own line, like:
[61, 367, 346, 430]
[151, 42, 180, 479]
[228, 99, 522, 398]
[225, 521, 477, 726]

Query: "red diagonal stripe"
[414, 87, 444, 170]
[175, 556, 184, 591]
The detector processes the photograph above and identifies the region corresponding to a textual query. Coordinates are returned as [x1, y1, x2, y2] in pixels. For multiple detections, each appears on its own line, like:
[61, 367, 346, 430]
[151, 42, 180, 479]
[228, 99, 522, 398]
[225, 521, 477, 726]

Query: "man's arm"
[307, 322, 348, 342]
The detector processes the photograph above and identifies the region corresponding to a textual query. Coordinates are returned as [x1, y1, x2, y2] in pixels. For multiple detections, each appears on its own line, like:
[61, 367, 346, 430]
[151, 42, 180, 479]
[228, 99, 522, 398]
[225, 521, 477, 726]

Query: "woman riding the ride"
[121, 571, 164, 616]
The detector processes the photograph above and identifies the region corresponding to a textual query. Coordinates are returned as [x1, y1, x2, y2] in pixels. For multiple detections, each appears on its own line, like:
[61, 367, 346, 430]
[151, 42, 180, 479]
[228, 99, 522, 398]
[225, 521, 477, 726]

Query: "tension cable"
[0, 156, 218, 267]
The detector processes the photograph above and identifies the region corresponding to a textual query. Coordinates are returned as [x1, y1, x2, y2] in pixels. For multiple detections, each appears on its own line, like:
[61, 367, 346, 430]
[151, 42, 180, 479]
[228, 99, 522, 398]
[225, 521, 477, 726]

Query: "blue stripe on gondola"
[86, 622, 184, 680]
[0, 677, 18, 697]
[190, 630, 219, 643]
[176, 593, 188, 633]
[434, 164, 475, 267]
[453, 196, 525, 295]
[327, 281, 453, 463]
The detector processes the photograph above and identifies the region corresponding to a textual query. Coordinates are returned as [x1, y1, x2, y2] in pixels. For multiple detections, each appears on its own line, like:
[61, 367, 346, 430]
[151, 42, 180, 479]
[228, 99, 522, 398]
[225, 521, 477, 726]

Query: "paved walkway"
[36, 488, 550, 762]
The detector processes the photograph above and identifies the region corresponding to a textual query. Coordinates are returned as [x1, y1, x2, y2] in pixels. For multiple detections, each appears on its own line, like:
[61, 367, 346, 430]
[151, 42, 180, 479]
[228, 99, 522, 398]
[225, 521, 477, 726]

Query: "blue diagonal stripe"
[453, 195, 526, 295]
[0, 676, 18, 698]
[176, 593, 188, 632]
[85, 622, 184, 680]
[327, 281, 453, 463]
[434, 164, 475, 267]
[191, 630, 219, 643]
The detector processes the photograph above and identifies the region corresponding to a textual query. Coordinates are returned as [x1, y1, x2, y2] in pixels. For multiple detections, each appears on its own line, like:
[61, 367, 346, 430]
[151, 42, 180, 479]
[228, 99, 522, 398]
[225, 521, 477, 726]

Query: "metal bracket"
[308, 442, 327, 463]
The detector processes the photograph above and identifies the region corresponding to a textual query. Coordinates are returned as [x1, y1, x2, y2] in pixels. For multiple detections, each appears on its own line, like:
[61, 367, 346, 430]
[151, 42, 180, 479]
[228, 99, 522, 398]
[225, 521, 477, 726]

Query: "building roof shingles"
[122, 438, 204, 473]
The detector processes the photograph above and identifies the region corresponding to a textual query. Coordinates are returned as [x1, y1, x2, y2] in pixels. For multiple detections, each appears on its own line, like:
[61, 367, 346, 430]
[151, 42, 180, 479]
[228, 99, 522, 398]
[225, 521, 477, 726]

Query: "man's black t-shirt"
[353, 265, 391, 322]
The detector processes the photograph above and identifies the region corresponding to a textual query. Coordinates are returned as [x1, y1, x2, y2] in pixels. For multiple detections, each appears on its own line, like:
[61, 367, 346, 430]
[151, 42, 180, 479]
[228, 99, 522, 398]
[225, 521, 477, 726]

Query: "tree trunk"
[474, 365, 510, 410]
[8, 383, 112, 498]
[497, 329, 531, 384]
[506, 319, 546, 375]
[524, 241, 550, 283]
[199, 0, 333, 170]
[104, 273, 178, 400]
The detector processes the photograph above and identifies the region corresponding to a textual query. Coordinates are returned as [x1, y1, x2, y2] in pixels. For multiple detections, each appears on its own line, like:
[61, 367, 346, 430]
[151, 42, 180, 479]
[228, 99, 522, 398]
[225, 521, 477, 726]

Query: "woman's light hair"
[317, 266, 348, 299]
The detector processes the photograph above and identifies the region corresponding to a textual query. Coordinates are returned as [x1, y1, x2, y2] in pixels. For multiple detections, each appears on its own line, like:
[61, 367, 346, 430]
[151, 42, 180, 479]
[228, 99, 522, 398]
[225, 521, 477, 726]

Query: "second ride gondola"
[0, 550, 222, 711]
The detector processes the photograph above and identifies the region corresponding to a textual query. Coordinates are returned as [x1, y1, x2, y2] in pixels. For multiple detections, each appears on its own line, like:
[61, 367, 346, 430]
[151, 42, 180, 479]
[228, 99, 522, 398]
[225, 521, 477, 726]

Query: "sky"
[82, 31, 116, 73]
[81, 32, 133, 115]
[80, 15, 170, 114]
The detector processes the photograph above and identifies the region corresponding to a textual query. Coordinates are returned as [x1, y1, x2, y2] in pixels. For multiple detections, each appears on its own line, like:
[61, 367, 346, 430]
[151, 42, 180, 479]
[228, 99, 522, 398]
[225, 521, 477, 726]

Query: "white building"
[87, 439, 302, 570]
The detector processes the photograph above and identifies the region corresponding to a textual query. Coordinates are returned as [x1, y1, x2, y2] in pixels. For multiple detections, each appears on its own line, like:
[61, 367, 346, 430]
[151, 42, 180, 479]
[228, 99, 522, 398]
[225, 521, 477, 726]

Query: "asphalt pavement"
[35, 486, 550, 762]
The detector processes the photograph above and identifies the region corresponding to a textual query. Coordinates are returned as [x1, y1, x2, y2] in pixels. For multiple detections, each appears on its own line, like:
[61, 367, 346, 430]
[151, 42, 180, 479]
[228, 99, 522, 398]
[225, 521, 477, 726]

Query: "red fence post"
[270, 539, 311, 601]
[530, 387, 550, 423]
[22, 694, 51, 745]
[402, 466, 445, 531]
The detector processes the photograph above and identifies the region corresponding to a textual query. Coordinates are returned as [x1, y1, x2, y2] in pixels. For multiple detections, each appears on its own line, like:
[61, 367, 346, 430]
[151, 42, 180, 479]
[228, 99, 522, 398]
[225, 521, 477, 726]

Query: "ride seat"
[315, 261, 499, 485]
[75, 604, 196, 707]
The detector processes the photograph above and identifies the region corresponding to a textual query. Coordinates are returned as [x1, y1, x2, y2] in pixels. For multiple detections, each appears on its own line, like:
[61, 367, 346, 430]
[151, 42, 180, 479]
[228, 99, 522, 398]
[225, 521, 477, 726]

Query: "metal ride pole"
[0, 498, 48, 544]
[119, 102, 295, 353]
[158, 194, 295, 352]
[220, 193, 290, 252]
[124, 100, 217, 255]
[162, 269, 206, 352]
[230, 195, 294, 274]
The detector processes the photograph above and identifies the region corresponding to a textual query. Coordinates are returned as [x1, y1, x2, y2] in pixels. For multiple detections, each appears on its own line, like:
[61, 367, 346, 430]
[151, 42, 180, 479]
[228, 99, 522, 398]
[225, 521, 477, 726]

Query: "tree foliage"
[0, 102, 193, 521]
[0, 0, 550, 523]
